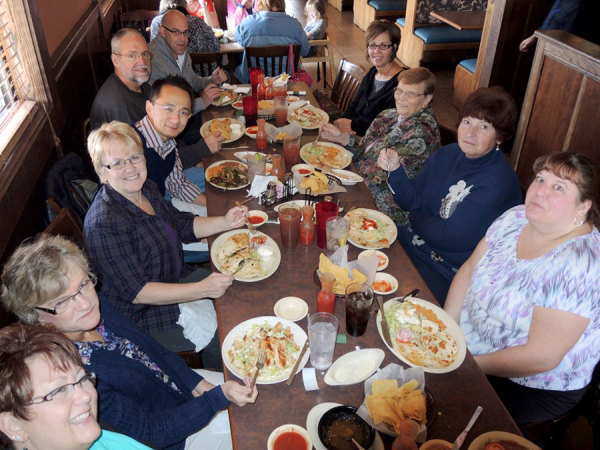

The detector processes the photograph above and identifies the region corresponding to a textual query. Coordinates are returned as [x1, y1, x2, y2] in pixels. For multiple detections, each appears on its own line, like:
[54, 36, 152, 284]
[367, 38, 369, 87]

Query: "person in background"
[321, 68, 440, 227]
[377, 87, 523, 304]
[304, 0, 327, 56]
[227, 0, 255, 29]
[83, 121, 247, 359]
[0, 324, 150, 450]
[150, 0, 220, 54]
[519, 0, 583, 51]
[334, 20, 404, 136]
[234, 0, 310, 82]
[445, 152, 600, 425]
[0, 236, 257, 449]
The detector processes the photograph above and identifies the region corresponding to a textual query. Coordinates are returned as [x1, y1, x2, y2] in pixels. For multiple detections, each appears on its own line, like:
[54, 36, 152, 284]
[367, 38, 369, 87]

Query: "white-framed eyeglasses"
[113, 51, 152, 61]
[394, 88, 426, 99]
[367, 42, 393, 50]
[28, 372, 97, 405]
[102, 154, 146, 171]
[151, 101, 192, 118]
[34, 276, 97, 315]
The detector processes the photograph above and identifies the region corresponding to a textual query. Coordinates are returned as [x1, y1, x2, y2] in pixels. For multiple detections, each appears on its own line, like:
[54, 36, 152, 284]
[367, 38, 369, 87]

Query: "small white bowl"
[372, 272, 398, 295]
[419, 439, 453, 450]
[273, 297, 308, 322]
[291, 163, 315, 177]
[358, 249, 389, 271]
[288, 95, 300, 102]
[244, 126, 258, 139]
[246, 210, 268, 228]
[267, 424, 312, 450]
[232, 100, 244, 110]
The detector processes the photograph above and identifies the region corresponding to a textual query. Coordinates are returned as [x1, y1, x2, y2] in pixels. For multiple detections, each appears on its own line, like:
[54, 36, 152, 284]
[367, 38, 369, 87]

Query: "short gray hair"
[0, 235, 91, 325]
[111, 27, 145, 55]
[87, 121, 143, 177]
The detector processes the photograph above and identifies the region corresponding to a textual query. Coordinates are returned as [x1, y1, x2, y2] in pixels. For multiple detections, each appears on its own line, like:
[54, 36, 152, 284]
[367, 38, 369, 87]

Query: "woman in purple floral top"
[321, 67, 440, 226]
[445, 152, 600, 424]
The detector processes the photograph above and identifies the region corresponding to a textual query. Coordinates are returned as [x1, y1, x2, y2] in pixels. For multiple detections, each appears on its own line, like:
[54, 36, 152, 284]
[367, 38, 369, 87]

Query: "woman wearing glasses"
[321, 67, 440, 229]
[82, 121, 247, 365]
[334, 20, 405, 136]
[0, 235, 257, 450]
[377, 87, 523, 304]
[0, 324, 150, 450]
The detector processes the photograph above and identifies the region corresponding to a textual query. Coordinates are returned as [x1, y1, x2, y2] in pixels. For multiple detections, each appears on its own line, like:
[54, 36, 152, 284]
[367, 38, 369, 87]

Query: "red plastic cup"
[242, 95, 258, 127]
[249, 67, 263, 97]
[315, 201, 339, 249]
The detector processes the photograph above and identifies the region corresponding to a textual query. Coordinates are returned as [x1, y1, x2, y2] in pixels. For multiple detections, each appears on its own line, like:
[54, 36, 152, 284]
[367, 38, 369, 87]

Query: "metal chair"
[245, 44, 301, 78]
[330, 58, 365, 113]
[301, 32, 336, 88]
[189, 52, 223, 77]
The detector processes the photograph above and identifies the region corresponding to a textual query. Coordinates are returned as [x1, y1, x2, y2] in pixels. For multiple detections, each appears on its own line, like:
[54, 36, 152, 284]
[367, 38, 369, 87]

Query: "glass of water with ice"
[308, 312, 339, 370]
[326, 216, 350, 255]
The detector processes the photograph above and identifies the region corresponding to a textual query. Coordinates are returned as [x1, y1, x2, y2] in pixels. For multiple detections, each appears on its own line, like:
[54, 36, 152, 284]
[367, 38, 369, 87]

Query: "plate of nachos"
[200, 118, 245, 144]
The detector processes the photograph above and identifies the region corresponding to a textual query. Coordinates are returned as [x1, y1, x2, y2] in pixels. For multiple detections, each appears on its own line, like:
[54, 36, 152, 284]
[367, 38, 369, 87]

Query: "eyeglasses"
[34, 276, 97, 315]
[367, 42, 394, 51]
[152, 101, 192, 118]
[28, 372, 97, 405]
[113, 51, 152, 61]
[161, 25, 191, 37]
[394, 87, 426, 99]
[102, 154, 146, 170]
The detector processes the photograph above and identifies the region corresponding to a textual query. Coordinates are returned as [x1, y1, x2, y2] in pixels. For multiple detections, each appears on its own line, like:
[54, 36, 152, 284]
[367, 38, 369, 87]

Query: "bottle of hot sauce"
[299, 205, 315, 245]
[317, 272, 336, 314]
[257, 74, 266, 101]
[256, 119, 267, 152]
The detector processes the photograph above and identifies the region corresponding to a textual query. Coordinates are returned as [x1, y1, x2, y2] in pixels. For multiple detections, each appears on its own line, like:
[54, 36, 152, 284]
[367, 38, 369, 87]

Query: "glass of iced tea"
[282, 135, 302, 171]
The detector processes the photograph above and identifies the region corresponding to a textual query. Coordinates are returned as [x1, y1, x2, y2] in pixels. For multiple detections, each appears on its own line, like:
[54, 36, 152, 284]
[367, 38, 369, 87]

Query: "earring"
[495, 143, 501, 152]
[573, 216, 578, 224]
[578, 218, 586, 227]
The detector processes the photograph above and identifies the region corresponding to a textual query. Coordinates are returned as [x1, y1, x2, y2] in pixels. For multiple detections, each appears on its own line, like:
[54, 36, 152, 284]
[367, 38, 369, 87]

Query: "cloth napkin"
[177, 299, 218, 351]
[222, 83, 250, 94]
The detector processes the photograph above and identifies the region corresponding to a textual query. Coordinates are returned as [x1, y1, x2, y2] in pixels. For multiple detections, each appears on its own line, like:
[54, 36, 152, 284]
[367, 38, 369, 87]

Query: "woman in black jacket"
[334, 20, 405, 136]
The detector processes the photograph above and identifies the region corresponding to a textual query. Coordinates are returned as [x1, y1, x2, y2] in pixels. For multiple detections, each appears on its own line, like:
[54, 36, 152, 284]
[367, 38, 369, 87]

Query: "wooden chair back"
[245, 45, 301, 78]
[118, 9, 158, 38]
[301, 32, 336, 88]
[190, 52, 222, 77]
[330, 58, 365, 113]
[43, 204, 84, 242]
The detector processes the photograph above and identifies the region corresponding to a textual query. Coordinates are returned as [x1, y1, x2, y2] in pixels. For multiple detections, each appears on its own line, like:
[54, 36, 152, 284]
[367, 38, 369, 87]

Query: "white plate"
[211, 90, 238, 107]
[233, 151, 266, 162]
[358, 250, 389, 271]
[267, 424, 312, 450]
[287, 104, 329, 130]
[205, 160, 249, 190]
[273, 296, 308, 322]
[222, 316, 309, 384]
[247, 210, 268, 228]
[210, 230, 281, 282]
[468, 431, 541, 450]
[372, 273, 398, 295]
[324, 349, 385, 386]
[244, 126, 258, 139]
[345, 208, 398, 250]
[291, 164, 315, 176]
[325, 169, 364, 186]
[306, 403, 384, 450]
[376, 298, 467, 373]
[299, 141, 353, 170]
[200, 118, 245, 144]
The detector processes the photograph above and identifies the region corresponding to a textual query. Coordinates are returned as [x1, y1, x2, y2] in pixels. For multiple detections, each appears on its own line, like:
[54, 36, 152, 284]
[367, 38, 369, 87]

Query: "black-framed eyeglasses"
[28, 372, 97, 405]
[34, 276, 97, 315]
[113, 51, 152, 61]
[367, 42, 393, 50]
[151, 101, 192, 118]
[394, 87, 426, 99]
[161, 25, 190, 37]
[101, 154, 146, 170]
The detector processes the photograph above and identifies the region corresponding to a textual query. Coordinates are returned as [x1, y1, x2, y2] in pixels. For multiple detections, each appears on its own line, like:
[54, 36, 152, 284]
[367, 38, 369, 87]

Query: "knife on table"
[286, 339, 309, 386]
[376, 295, 393, 348]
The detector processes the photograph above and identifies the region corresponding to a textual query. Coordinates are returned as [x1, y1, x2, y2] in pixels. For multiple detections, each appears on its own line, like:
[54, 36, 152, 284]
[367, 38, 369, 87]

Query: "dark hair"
[533, 152, 600, 227]
[365, 20, 401, 62]
[150, 74, 194, 106]
[458, 86, 517, 143]
[397, 67, 436, 96]
[0, 324, 83, 446]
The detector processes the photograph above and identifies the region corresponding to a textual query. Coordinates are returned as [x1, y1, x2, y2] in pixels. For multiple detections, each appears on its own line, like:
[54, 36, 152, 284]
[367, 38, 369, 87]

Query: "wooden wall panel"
[36, 0, 93, 56]
[566, 79, 600, 158]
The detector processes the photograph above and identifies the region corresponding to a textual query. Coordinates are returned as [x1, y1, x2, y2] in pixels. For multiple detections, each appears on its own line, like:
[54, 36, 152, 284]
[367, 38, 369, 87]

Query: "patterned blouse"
[346, 106, 440, 226]
[150, 14, 220, 54]
[76, 320, 182, 394]
[460, 205, 600, 391]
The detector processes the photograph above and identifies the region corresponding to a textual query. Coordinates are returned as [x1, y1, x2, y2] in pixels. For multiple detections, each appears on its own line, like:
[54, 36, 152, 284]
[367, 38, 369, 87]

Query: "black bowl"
[318, 405, 375, 450]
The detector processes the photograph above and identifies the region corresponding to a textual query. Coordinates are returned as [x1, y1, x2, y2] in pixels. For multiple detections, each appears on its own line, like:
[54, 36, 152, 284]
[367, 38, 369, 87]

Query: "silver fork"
[235, 201, 259, 234]
[386, 160, 396, 195]
[231, 257, 251, 276]
[248, 349, 266, 394]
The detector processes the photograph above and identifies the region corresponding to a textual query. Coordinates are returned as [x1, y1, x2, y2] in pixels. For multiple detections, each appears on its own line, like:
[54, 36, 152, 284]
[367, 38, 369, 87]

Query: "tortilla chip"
[318, 254, 367, 295]
[372, 379, 398, 395]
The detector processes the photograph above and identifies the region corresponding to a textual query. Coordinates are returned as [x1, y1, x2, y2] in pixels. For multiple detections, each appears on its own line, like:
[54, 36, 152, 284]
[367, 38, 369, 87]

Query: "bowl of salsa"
[291, 163, 315, 177]
[268, 424, 312, 450]
[247, 210, 268, 228]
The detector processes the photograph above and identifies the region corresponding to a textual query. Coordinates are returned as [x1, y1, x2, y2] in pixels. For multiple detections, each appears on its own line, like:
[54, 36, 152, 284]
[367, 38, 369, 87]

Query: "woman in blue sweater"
[378, 87, 523, 304]
[1, 234, 258, 450]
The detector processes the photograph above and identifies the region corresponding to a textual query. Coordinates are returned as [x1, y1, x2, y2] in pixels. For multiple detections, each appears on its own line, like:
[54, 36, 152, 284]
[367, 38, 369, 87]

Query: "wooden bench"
[396, 0, 485, 68]
[328, 0, 353, 12]
[362, 0, 407, 31]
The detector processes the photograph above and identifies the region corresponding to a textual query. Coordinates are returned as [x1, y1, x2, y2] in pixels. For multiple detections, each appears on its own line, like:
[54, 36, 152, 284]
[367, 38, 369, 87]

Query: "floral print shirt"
[460, 205, 600, 391]
[76, 320, 182, 394]
[347, 106, 440, 226]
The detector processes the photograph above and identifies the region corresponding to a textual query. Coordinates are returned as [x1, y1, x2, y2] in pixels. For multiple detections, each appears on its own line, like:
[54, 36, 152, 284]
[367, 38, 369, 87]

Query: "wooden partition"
[511, 30, 600, 185]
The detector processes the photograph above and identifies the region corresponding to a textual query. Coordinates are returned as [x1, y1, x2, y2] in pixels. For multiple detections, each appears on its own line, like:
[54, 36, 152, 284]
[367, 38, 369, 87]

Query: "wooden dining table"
[201, 82, 521, 449]
[429, 10, 486, 30]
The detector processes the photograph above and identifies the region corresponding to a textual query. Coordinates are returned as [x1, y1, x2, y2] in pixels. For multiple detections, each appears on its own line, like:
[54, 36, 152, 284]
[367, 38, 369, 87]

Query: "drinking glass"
[315, 201, 339, 249]
[249, 66, 263, 96]
[326, 216, 350, 255]
[242, 95, 258, 127]
[246, 153, 266, 183]
[308, 312, 339, 370]
[345, 282, 374, 337]
[278, 204, 301, 248]
[283, 135, 302, 171]
[274, 96, 288, 127]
